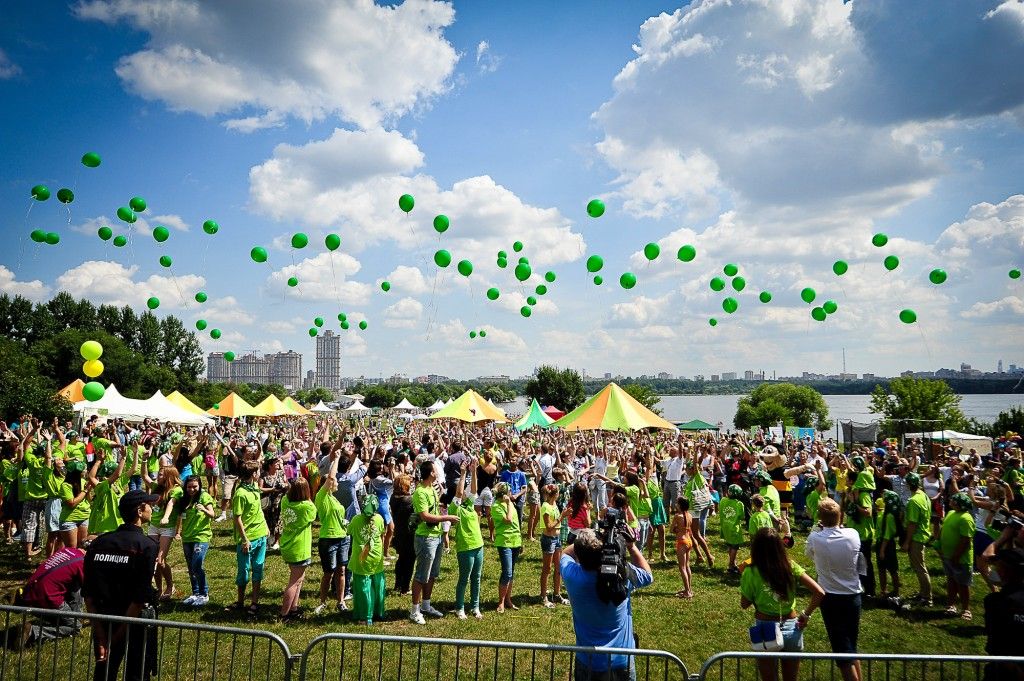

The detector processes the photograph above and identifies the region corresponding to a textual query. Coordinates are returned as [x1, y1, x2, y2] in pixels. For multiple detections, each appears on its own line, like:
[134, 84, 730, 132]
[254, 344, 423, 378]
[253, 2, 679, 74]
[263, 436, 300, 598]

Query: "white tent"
[310, 401, 334, 413]
[144, 391, 215, 426]
[426, 400, 446, 412]
[412, 413, 429, 420]
[904, 430, 994, 456]
[398, 412, 416, 421]
[393, 398, 417, 411]
[74, 385, 213, 426]
[341, 400, 371, 414]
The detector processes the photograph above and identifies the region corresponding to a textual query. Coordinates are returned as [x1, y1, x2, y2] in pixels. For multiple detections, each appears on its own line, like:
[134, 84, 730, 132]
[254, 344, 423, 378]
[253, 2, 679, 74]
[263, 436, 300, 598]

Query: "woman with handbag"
[741, 527, 825, 681]
[684, 458, 715, 568]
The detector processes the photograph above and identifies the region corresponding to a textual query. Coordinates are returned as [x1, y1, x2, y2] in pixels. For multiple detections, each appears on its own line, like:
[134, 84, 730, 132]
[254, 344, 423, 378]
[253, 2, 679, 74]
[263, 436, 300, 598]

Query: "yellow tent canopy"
[252, 394, 298, 417]
[552, 382, 677, 431]
[283, 397, 312, 416]
[207, 392, 258, 418]
[56, 379, 86, 403]
[430, 389, 507, 423]
[165, 390, 209, 416]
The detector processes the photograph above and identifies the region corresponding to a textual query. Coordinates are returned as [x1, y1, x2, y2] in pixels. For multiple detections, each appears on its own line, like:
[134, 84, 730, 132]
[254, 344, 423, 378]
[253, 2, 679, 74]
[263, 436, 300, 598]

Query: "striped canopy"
[552, 383, 676, 432]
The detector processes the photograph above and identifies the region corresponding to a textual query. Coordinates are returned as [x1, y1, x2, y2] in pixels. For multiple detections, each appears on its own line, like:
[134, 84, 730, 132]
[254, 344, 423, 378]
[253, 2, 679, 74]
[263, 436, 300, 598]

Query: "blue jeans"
[128, 475, 144, 492]
[183, 542, 209, 596]
[455, 547, 484, 611]
[497, 546, 521, 585]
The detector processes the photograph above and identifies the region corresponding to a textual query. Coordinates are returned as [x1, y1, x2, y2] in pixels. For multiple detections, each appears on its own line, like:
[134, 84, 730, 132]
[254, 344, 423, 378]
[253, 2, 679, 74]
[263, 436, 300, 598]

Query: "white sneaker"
[422, 604, 445, 618]
[313, 602, 328, 616]
[194, 595, 209, 606]
[182, 595, 198, 606]
[409, 611, 426, 625]
[270, 542, 280, 551]
[215, 513, 227, 523]
[456, 609, 467, 620]
[472, 609, 483, 620]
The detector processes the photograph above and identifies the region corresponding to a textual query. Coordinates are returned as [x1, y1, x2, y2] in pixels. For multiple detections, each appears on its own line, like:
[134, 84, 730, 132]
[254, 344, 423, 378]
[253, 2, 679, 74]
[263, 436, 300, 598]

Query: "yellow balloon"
[83, 359, 104, 378]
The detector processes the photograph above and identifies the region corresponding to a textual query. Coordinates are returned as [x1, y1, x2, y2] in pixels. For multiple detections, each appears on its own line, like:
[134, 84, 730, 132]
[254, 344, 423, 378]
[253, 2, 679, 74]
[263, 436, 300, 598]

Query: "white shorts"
[474, 487, 493, 508]
[149, 525, 177, 538]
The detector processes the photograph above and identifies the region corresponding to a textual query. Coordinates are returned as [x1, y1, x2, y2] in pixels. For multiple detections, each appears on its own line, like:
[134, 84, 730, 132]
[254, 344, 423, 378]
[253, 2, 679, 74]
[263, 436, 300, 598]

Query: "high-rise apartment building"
[207, 352, 230, 383]
[267, 350, 302, 390]
[316, 330, 341, 391]
[231, 352, 270, 384]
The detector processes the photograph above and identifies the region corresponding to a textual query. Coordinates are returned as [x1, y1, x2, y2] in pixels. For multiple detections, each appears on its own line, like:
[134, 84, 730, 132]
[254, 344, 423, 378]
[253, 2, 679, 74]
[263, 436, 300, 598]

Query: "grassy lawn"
[0, 513, 988, 677]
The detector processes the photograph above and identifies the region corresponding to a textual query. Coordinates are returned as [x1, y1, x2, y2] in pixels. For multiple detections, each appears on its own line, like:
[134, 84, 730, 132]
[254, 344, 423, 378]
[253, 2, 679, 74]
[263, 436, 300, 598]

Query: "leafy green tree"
[480, 384, 517, 404]
[360, 385, 399, 409]
[622, 383, 662, 415]
[734, 383, 833, 430]
[0, 338, 72, 422]
[294, 387, 335, 405]
[869, 377, 968, 437]
[525, 366, 585, 411]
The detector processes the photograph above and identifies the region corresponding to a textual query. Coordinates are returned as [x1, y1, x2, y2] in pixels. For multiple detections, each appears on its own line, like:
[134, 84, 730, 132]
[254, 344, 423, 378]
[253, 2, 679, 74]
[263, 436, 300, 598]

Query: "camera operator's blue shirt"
[559, 554, 653, 671]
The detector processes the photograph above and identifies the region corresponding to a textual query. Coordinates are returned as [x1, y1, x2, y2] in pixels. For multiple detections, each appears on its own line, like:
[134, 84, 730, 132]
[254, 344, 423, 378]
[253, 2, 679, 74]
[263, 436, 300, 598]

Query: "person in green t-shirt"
[86, 444, 129, 539]
[150, 466, 184, 601]
[939, 492, 976, 620]
[348, 495, 386, 625]
[409, 460, 457, 625]
[278, 478, 316, 622]
[492, 481, 523, 614]
[313, 449, 350, 616]
[539, 483, 567, 608]
[749, 495, 775, 537]
[719, 484, 747, 574]
[19, 435, 49, 558]
[902, 472, 933, 606]
[845, 471, 876, 598]
[58, 459, 91, 549]
[645, 464, 668, 563]
[230, 460, 269, 615]
[876, 490, 902, 601]
[449, 458, 484, 619]
[178, 475, 217, 606]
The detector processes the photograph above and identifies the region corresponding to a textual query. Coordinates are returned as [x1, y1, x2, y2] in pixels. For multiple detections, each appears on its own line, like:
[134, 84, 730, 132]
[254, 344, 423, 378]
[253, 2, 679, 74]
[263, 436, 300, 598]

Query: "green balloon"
[619, 272, 637, 290]
[213, 403, 220, 410]
[515, 262, 532, 282]
[457, 260, 473, 277]
[723, 263, 738, 277]
[225, 351, 236, 362]
[159, 255, 172, 268]
[198, 220, 217, 235]
[210, 329, 221, 339]
[146, 297, 160, 310]
[196, 320, 207, 330]
[1009, 269, 1021, 280]
[731, 276, 746, 292]
[677, 244, 697, 262]
[153, 226, 169, 243]
[340, 320, 350, 330]
[513, 241, 524, 253]
[884, 255, 899, 271]
[113, 235, 127, 247]
[398, 194, 415, 213]
[81, 152, 101, 168]
[56, 188, 74, 204]
[928, 269, 947, 285]
[497, 257, 508, 269]
[899, 309, 917, 324]
[759, 291, 772, 303]
[479, 330, 487, 338]
[586, 199, 605, 218]
[130, 196, 147, 212]
[469, 331, 477, 339]
[309, 328, 318, 337]
[586, 255, 604, 273]
[97, 226, 113, 241]
[30, 229, 45, 243]
[433, 215, 449, 233]
[82, 381, 105, 402]
[289, 277, 299, 287]
[544, 271, 556, 283]
[521, 306, 532, 317]
[594, 276, 603, 285]
[811, 307, 827, 322]
[291, 233, 308, 249]
[325, 233, 341, 251]
[251, 246, 268, 263]
[644, 243, 660, 260]
[434, 250, 452, 268]
[314, 317, 324, 327]
[710, 277, 725, 292]
[872, 233, 888, 247]
[31, 185, 50, 201]
[722, 297, 738, 314]
[338, 313, 347, 322]
[535, 284, 547, 295]
[44, 232, 60, 245]
[380, 280, 390, 291]
[358, 320, 368, 331]
[709, 318, 718, 327]
[117, 206, 137, 223]
[823, 300, 838, 314]
[195, 291, 208, 303]
[527, 296, 537, 306]
[486, 288, 500, 301]
[497, 250, 507, 259]
[833, 260, 848, 276]
[800, 287, 816, 304]
[518, 257, 529, 265]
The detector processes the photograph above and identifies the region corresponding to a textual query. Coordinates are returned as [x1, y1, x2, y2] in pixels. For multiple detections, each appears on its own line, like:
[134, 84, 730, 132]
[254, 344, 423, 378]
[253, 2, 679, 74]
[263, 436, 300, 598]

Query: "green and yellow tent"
[515, 399, 555, 431]
[552, 382, 676, 432]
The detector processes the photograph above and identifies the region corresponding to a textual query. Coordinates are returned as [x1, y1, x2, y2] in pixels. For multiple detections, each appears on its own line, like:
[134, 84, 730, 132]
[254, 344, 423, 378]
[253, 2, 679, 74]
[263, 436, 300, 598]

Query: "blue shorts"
[319, 536, 351, 573]
[780, 617, 804, 652]
[541, 534, 561, 555]
[376, 496, 392, 525]
[942, 558, 973, 587]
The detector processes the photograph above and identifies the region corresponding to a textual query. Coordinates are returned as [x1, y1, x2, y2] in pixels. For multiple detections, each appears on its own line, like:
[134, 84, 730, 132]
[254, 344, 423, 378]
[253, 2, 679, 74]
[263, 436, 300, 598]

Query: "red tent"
[542, 405, 566, 420]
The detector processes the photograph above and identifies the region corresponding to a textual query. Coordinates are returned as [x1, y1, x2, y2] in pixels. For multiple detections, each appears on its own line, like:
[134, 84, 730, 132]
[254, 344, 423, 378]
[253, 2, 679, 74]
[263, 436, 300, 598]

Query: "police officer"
[984, 547, 1024, 681]
[83, 489, 159, 681]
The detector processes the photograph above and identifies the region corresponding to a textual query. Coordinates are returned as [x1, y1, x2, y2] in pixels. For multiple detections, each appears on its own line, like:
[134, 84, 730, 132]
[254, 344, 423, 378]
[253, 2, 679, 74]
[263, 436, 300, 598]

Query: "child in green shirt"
[449, 459, 484, 620]
[719, 484, 747, 574]
[278, 478, 316, 622]
[348, 495, 386, 625]
[748, 494, 774, 536]
[539, 484, 566, 608]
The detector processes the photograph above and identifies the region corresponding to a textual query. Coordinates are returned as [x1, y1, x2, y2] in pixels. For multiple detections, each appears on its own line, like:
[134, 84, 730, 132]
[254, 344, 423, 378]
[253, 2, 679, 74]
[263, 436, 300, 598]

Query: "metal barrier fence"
[697, 651, 1024, 681]
[299, 632, 690, 681]
[0, 604, 294, 681]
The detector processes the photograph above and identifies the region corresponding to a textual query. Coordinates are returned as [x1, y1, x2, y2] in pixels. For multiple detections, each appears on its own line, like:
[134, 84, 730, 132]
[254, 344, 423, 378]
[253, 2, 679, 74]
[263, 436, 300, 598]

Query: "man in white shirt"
[805, 497, 863, 681]
[662, 446, 686, 511]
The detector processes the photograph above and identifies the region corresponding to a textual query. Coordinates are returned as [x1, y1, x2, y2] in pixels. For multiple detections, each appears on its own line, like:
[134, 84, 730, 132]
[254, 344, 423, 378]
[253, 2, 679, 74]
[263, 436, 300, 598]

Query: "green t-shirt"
[540, 501, 560, 536]
[181, 491, 215, 543]
[146, 454, 160, 478]
[719, 497, 746, 545]
[876, 510, 897, 542]
[151, 487, 184, 529]
[232, 483, 269, 543]
[624, 486, 645, 526]
[43, 467, 65, 499]
[492, 500, 522, 548]
[61, 442, 86, 463]
[279, 497, 316, 564]
[740, 561, 806, 617]
[315, 485, 348, 539]
[448, 501, 484, 553]
[805, 490, 821, 526]
[0, 460, 18, 487]
[20, 451, 47, 501]
[59, 482, 90, 523]
[905, 490, 932, 544]
[749, 510, 773, 535]
[850, 497, 875, 542]
[88, 479, 124, 534]
[348, 513, 385, 576]
[939, 510, 975, 566]
[759, 485, 781, 518]
[412, 485, 443, 537]
[647, 479, 662, 500]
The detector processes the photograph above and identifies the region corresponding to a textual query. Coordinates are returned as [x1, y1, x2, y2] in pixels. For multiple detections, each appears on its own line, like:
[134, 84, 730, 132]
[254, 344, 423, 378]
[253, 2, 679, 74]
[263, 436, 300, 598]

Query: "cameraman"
[560, 527, 653, 681]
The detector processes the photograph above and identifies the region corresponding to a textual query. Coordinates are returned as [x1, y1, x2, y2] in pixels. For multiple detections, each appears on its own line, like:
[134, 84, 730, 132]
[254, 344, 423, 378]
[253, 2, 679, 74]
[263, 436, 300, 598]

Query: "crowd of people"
[1, 412, 1024, 681]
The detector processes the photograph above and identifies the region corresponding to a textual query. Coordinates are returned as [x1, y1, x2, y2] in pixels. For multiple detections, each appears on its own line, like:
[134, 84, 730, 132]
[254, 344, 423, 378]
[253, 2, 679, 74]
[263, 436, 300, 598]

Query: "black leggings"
[393, 534, 415, 594]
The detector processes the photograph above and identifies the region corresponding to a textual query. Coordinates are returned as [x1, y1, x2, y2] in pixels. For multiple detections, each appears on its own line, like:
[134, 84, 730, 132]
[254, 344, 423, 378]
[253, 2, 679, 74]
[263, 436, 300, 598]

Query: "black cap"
[118, 490, 160, 520]
[994, 547, 1024, 572]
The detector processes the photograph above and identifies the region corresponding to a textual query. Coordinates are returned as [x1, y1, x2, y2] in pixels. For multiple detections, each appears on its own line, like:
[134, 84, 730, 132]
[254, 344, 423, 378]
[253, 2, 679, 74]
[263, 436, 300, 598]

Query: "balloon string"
[916, 322, 933, 362]
[329, 251, 339, 302]
[170, 271, 188, 308]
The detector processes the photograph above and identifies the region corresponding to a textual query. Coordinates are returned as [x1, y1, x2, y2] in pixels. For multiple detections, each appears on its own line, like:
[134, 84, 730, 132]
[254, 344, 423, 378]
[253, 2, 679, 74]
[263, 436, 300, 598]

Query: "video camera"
[596, 507, 630, 606]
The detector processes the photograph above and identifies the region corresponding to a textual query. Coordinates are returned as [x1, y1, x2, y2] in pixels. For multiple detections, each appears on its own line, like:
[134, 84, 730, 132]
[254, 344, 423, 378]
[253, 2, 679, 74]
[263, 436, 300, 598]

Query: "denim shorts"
[45, 498, 62, 533]
[414, 534, 443, 583]
[942, 558, 973, 587]
[58, 519, 87, 533]
[149, 525, 177, 539]
[541, 534, 561, 555]
[779, 617, 804, 652]
[318, 536, 351, 573]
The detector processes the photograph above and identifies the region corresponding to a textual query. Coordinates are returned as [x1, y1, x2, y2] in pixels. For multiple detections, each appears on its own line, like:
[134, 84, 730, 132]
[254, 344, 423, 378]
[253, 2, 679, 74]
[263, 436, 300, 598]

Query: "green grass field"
[0, 513, 988, 677]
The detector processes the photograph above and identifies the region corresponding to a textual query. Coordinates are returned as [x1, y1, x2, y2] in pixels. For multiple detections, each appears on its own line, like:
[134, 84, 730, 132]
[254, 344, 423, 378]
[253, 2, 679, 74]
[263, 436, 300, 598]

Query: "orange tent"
[207, 392, 258, 418]
[56, 379, 86, 403]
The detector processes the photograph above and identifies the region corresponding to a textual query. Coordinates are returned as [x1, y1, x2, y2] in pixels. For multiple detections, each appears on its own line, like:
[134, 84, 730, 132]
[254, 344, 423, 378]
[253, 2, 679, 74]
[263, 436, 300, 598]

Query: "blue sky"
[2, 0, 1023, 381]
